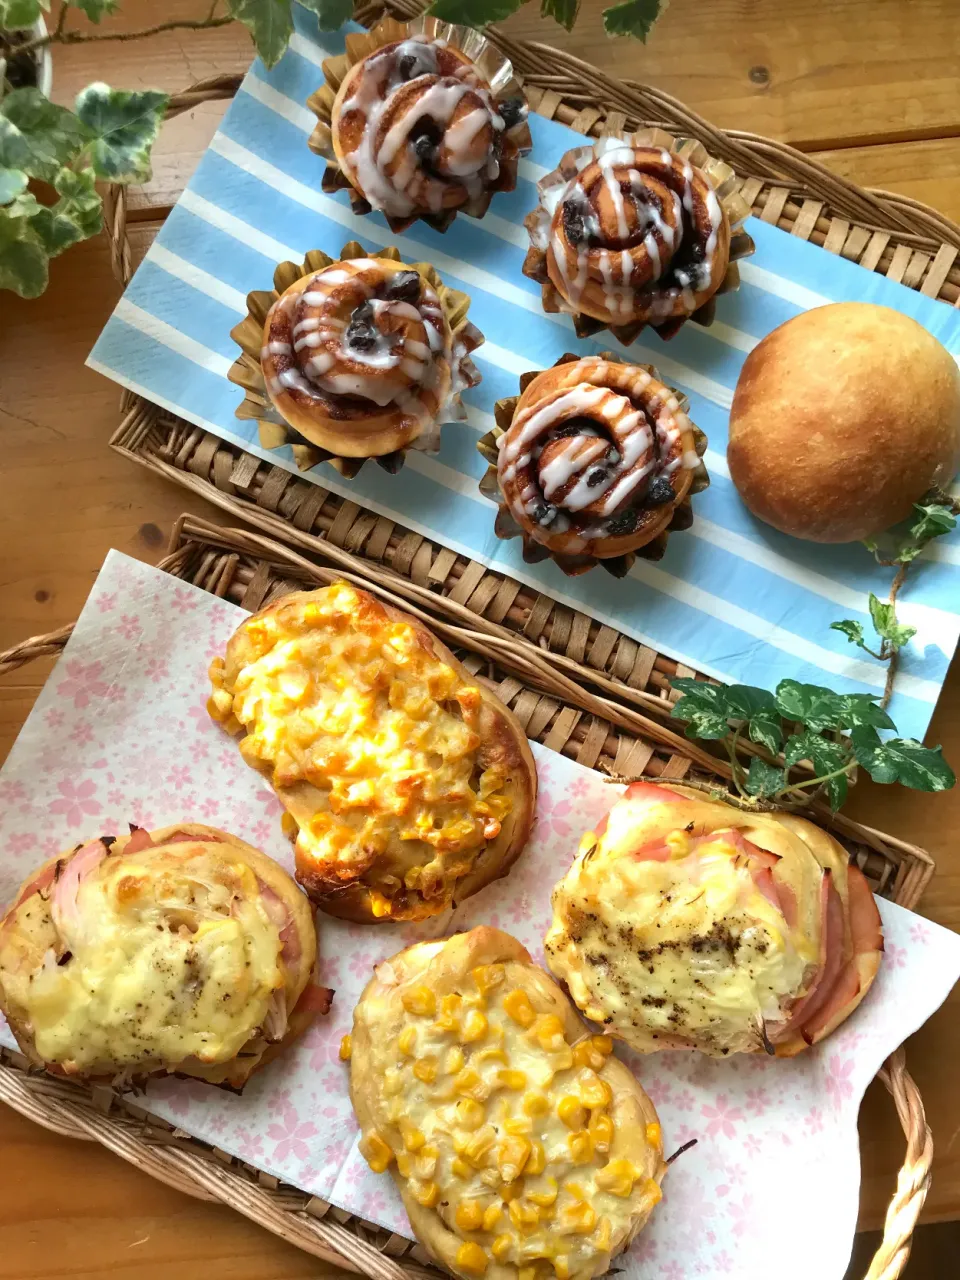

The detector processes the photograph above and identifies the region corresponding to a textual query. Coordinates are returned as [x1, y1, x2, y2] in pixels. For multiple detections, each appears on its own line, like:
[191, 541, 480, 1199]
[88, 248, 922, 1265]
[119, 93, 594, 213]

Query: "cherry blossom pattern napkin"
[1, 550, 958, 1280]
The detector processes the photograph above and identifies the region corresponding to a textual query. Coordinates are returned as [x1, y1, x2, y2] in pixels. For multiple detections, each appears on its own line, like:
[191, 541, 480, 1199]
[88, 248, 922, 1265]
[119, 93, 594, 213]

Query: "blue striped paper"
[89, 8, 960, 740]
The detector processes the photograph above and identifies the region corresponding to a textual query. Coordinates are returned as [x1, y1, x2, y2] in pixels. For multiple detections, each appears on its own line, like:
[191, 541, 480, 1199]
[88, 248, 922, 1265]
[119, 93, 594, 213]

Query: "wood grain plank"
[811, 137, 960, 225]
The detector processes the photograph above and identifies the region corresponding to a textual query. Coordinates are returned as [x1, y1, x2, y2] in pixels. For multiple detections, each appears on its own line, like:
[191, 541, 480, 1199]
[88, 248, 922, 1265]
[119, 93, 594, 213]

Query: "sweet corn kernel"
[558, 1200, 596, 1234]
[526, 1177, 558, 1207]
[503, 990, 536, 1028]
[456, 1068, 491, 1102]
[339, 1034, 352, 1061]
[401, 985, 437, 1017]
[578, 1069, 612, 1110]
[414, 1056, 438, 1084]
[518, 1266, 538, 1280]
[455, 1242, 488, 1275]
[472, 964, 505, 996]
[551, 1045, 574, 1072]
[398, 1026, 417, 1057]
[567, 1132, 593, 1164]
[384, 1068, 403, 1096]
[588, 1112, 614, 1153]
[452, 1156, 472, 1179]
[491, 1234, 514, 1262]
[498, 1136, 531, 1183]
[461, 1010, 488, 1043]
[563, 1182, 587, 1201]
[456, 1200, 485, 1232]
[483, 1204, 503, 1231]
[591, 1035, 614, 1057]
[475, 1047, 508, 1065]
[416, 1145, 439, 1180]
[456, 1098, 486, 1131]
[533, 1014, 566, 1052]
[505, 1115, 533, 1136]
[525, 1141, 546, 1175]
[557, 1096, 586, 1130]
[400, 1120, 426, 1152]
[642, 1177, 663, 1207]
[665, 829, 690, 858]
[500, 1181, 521, 1203]
[645, 1122, 662, 1149]
[572, 1041, 604, 1071]
[508, 1199, 539, 1231]
[413, 1180, 440, 1207]
[554, 1258, 571, 1280]
[593, 1217, 612, 1253]
[445, 1046, 466, 1075]
[396, 1151, 414, 1178]
[498, 1069, 527, 1091]
[595, 1159, 638, 1198]
[464, 1127, 496, 1168]
[436, 992, 463, 1031]
[359, 1132, 393, 1174]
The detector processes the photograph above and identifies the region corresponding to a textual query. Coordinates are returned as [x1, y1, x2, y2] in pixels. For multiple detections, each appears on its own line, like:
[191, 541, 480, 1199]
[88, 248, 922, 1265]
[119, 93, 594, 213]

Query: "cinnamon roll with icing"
[229, 244, 483, 475]
[524, 130, 753, 342]
[478, 354, 709, 576]
[307, 17, 532, 233]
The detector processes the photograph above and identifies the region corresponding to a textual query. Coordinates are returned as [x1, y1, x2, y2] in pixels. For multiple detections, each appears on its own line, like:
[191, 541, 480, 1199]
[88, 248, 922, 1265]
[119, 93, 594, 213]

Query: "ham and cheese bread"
[209, 584, 537, 924]
[0, 824, 330, 1087]
[545, 782, 883, 1057]
[348, 927, 665, 1280]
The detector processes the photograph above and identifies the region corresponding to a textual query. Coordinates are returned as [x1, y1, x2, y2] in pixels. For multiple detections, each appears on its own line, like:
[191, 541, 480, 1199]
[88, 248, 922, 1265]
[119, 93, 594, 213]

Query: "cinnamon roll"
[229, 244, 483, 475]
[307, 17, 532, 234]
[524, 131, 752, 342]
[479, 354, 709, 576]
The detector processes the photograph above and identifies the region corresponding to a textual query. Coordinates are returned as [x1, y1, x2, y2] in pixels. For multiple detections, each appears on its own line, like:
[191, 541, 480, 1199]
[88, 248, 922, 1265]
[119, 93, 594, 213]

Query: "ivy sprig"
[671, 677, 954, 811]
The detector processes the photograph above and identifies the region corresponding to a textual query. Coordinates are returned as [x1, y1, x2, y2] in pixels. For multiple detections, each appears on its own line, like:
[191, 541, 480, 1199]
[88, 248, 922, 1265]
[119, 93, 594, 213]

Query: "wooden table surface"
[2, 1, 960, 1275]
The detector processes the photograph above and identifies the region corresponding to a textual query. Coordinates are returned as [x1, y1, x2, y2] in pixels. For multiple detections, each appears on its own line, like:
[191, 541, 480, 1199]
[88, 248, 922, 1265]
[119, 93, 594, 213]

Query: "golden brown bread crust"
[209, 585, 537, 924]
[350, 927, 665, 1280]
[727, 302, 960, 543]
[0, 824, 322, 1088]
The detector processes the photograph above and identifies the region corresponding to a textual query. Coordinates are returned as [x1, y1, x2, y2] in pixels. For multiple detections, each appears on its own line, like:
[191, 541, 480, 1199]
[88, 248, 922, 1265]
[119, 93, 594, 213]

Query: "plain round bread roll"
[727, 302, 960, 542]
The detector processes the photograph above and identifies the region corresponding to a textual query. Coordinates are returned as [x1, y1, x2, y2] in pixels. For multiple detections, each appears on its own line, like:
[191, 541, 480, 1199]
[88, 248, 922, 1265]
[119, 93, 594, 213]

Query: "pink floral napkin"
[1, 550, 958, 1280]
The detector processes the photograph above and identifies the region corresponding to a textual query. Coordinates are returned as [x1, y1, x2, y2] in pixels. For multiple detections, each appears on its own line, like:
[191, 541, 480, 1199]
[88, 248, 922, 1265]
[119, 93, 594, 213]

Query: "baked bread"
[487, 354, 708, 575]
[208, 584, 537, 923]
[523, 135, 735, 342]
[259, 253, 482, 460]
[727, 302, 960, 542]
[545, 782, 882, 1057]
[349, 927, 665, 1280]
[321, 25, 531, 233]
[0, 824, 328, 1087]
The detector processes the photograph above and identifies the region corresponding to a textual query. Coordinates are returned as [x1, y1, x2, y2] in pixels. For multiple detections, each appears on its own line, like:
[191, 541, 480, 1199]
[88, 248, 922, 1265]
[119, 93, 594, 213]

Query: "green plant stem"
[726, 722, 747, 797]
[17, 14, 233, 58]
[881, 562, 909, 709]
[777, 760, 857, 802]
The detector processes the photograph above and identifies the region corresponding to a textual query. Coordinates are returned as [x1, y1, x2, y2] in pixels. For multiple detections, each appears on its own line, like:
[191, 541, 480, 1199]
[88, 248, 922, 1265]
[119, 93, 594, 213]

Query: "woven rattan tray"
[0, 514, 937, 1280]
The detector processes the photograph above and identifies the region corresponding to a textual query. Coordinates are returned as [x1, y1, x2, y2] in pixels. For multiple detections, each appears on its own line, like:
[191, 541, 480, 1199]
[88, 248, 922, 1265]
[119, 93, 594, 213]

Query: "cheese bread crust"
[209, 585, 537, 923]
[350, 927, 664, 1280]
[0, 823, 326, 1088]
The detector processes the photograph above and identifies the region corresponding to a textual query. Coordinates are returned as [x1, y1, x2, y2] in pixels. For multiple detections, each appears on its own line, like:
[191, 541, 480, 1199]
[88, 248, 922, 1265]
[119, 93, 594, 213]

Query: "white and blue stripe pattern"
[88, 10, 960, 740]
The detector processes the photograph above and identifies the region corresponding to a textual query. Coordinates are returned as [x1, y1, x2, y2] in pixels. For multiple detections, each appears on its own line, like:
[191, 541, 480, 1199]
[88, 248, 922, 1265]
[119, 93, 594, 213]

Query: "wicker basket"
[0, 515, 936, 1280]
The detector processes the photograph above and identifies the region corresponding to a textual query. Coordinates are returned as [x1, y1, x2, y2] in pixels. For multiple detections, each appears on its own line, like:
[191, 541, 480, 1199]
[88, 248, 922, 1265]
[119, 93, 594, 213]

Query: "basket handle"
[0, 628, 934, 1278]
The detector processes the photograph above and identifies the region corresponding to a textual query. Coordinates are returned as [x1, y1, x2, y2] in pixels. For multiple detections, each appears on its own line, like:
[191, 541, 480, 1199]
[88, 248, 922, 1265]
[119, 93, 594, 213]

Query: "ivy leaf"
[868, 592, 916, 651]
[898, 502, 957, 563]
[31, 165, 102, 255]
[0, 88, 90, 182]
[0, 166, 27, 203]
[744, 758, 785, 798]
[69, 0, 120, 20]
[851, 728, 955, 791]
[541, 0, 579, 30]
[723, 684, 783, 753]
[839, 693, 896, 732]
[74, 84, 168, 182]
[774, 679, 848, 732]
[0, 0, 46, 28]
[783, 731, 850, 810]
[428, 0, 527, 24]
[830, 618, 865, 649]
[602, 0, 664, 39]
[670, 677, 731, 740]
[0, 207, 47, 297]
[297, 0, 353, 30]
[228, 0, 294, 69]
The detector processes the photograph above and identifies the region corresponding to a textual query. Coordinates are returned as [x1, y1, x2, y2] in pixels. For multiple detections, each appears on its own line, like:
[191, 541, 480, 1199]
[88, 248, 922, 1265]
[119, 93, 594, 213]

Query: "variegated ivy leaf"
[0, 88, 90, 182]
[30, 164, 102, 254]
[69, 0, 121, 20]
[0, 165, 27, 203]
[540, 0, 579, 31]
[602, 0, 664, 39]
[228, 0, 294, 70]
[427, 0, 527, 26]
[0, 207, 48, 297]
[0, 0, 46, 30]
[298, 0, 353, 31]
[74, 83, 168, 182]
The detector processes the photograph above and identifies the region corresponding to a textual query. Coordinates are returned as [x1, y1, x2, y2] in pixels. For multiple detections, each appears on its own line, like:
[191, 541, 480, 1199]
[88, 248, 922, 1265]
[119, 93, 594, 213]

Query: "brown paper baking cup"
[306, 14, 532, 234]
[228, 240, 483, 478]
[478, 353, 710, 578]
[523, 126, 755, 345]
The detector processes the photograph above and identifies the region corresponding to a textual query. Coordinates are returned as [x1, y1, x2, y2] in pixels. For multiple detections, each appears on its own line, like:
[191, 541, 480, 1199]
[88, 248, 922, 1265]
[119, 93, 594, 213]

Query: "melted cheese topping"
[209, 585, 514, 915]
[546, 819, 817, 1056]
[356, 963, 661, 1280]
[5, 847, 283, 1073]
